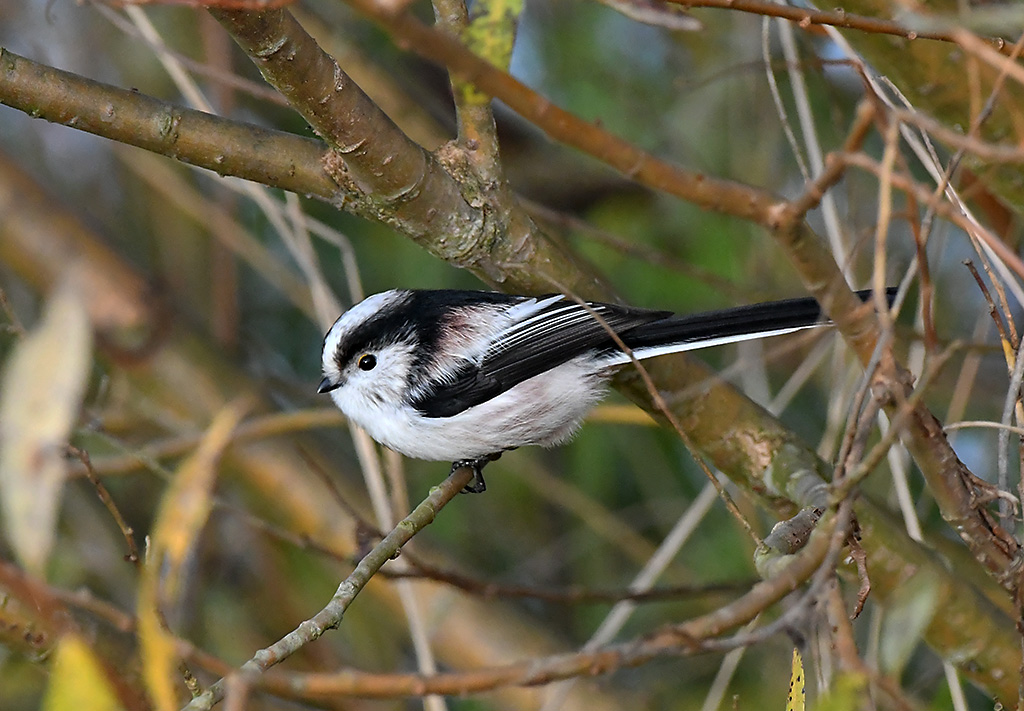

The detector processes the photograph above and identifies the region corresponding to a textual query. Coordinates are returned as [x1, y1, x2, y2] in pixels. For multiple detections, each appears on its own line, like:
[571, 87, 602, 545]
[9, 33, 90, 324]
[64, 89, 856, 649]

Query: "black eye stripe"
[358, 354, 377, 371]
[333, 290, 524, 368]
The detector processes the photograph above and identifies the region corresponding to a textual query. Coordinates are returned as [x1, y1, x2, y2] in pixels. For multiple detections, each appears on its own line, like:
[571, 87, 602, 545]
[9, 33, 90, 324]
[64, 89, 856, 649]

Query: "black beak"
[318, 376, 340, 394]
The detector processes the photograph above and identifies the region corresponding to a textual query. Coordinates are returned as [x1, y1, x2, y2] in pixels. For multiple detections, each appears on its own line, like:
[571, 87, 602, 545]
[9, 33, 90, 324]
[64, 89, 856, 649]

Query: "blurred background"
[1, 0, 1018, 709]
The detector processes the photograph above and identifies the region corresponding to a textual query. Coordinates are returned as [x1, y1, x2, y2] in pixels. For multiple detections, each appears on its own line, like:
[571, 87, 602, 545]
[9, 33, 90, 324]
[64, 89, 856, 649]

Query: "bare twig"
[342, 0, 784, 225]
[844, 153, 1024, 282]
[71, 409, 346, 477]
[964, 260, 1015, 354]
[67, 445, 141, 566]
[546, 280, 761, 545]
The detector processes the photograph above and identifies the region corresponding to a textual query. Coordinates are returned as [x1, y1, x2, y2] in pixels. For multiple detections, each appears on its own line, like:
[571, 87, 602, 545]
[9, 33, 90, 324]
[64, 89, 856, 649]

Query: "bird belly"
[355, 360, 609, 461]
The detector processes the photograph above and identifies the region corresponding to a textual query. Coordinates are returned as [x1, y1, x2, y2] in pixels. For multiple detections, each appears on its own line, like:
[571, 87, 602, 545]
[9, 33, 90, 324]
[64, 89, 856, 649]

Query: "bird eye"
[357, 354, 377, 371]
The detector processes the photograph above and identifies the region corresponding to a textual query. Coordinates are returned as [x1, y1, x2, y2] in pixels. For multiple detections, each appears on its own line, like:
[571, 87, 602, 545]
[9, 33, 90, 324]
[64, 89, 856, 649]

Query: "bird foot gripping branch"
[450, 452, 505, 494]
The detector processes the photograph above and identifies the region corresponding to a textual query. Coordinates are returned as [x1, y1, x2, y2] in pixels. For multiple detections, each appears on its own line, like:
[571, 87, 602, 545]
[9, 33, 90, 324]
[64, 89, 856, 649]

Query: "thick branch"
[347, 0, 1022, 586]
[0, 48, 335, 198]
[770, 203, 1021, 585]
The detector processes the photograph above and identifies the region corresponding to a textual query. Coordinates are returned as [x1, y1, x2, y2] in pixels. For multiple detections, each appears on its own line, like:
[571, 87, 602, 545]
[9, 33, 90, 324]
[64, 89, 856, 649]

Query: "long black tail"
[617, 287, 897, 360]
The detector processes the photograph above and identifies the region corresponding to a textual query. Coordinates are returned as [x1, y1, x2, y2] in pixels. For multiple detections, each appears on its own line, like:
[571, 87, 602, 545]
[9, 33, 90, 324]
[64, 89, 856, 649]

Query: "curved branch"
[344, 0, 1020, 585]
[210, 7, 613, 293]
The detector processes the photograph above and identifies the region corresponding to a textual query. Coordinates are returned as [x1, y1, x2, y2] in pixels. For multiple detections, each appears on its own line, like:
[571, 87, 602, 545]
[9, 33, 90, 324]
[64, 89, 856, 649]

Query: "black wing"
[412, 297, 670, 418]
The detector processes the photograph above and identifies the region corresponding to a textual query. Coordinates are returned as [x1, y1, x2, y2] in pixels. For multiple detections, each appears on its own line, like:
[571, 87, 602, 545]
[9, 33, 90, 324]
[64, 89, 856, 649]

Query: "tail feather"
[607, 287, 896, 363]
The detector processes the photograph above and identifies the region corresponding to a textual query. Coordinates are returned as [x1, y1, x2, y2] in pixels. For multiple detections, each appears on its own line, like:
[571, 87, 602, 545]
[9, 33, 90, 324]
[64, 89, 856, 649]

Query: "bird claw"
[451, 453, 503, 494]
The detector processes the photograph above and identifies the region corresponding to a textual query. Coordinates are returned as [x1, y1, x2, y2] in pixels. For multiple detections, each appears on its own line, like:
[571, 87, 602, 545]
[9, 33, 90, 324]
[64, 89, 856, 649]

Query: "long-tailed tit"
[319, 289, 888, 492]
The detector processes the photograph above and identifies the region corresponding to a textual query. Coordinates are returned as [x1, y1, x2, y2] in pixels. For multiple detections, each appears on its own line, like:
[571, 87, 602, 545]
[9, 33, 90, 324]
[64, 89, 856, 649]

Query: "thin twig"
[72, 408, 346, 477]
[67, 445, 141, 566]
[844, 153, 1024, 282]
[964, 260, 1015, 355]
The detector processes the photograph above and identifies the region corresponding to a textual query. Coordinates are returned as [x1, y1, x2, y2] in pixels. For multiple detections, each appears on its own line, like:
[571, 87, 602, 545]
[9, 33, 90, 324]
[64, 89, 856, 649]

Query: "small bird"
[319, 288, 885, 492]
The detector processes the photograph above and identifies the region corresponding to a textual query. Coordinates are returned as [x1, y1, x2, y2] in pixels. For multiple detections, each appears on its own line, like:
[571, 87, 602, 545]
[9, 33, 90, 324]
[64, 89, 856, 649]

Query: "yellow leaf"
[787, 647, 805, 711]
[0, 281, 92, 576]
[137, 577, 179, 711]
[138, 400, 248, 711]
[151, 399, 249, 601]
[43, 634, 125, 711]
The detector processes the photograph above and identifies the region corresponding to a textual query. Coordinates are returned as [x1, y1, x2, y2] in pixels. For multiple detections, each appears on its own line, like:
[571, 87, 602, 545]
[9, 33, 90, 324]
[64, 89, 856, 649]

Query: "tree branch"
[3, 144, 1021, 704]
[0, 48, 335, 198]
[668, 0, 1015, 55]
[238, 509, 839, 700]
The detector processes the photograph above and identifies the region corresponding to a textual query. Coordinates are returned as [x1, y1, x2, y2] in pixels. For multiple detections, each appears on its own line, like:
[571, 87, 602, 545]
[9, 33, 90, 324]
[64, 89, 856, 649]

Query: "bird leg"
[451, 452, 503, 494]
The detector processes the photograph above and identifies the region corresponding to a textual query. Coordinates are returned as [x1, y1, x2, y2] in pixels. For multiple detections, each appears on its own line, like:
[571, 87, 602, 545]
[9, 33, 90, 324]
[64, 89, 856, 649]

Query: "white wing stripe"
[514, 308, 593, 334]
[494, 307, 615, 352]
[510, 303, 609, 334]
[492, 304, 603, 350]
[504, 293, 565, 321]
[511, 303, 581, 330]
